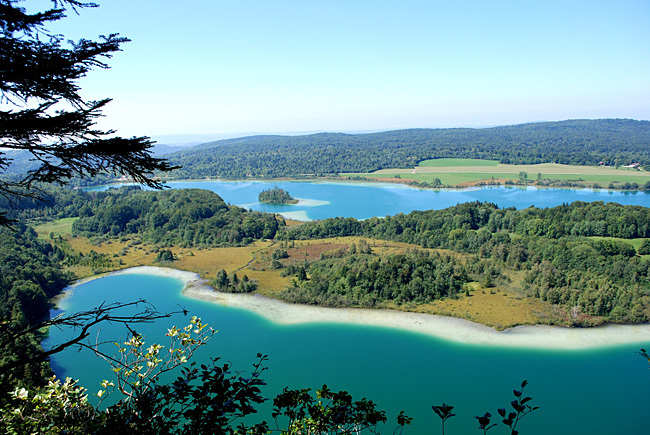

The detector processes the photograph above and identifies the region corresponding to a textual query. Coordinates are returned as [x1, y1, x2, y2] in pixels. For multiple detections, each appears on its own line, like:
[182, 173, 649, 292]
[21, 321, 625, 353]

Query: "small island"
[258, 186, 298, 204]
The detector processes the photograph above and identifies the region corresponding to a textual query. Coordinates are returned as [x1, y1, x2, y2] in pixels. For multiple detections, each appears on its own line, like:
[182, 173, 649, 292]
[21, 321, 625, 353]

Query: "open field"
[344, 159, 650, 188]
[34, 217, 78, 238]
[49, 228, 567, 329]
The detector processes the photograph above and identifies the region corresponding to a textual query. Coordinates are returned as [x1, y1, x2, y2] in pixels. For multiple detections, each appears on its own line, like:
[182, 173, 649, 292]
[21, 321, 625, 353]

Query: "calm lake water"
[60, 182, 650, 433]
[46, 274, 650, 435]
[94, 180, 650, 221]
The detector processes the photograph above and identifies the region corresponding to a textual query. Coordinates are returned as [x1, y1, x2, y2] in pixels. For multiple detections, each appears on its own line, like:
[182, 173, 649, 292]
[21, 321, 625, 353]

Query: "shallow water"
[45, 274, 650, 435]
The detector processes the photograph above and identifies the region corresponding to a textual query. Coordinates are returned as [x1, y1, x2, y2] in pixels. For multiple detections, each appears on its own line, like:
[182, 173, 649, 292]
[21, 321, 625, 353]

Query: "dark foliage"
[154, 249, 176, 262]
[0, 225, 72, 391]
[280, 248, 469, 308]
[16, 186, 283, 247]
[102, 354, 269, 435]
[70, 188, 281, 247]
[0, 0, 177, 226]
[210, 269, 257, 294]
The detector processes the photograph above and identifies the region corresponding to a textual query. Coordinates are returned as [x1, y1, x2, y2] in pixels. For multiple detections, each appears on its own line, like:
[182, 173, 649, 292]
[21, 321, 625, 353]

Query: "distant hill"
[0, 144, 187, 182]
[150, 143, 194, 156]
[163, 119, 650, 180]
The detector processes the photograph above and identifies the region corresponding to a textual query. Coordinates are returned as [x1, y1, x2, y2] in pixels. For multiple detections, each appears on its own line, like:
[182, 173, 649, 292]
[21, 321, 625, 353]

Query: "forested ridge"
[164, 119, 650, 179]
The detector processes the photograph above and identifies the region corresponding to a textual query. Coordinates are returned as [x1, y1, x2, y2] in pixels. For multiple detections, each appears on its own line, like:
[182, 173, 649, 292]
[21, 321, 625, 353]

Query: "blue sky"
[34, 0, 650, 140]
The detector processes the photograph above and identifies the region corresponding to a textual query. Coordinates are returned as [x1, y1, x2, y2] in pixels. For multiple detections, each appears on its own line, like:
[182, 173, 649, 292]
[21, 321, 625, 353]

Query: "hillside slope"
[164, 119, 650, 179]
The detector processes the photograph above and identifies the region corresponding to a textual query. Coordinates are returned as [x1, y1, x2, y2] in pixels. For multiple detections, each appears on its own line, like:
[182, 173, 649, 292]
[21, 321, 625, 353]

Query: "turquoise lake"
[56, 182, 650, 433]
[46, 274, 649, 435]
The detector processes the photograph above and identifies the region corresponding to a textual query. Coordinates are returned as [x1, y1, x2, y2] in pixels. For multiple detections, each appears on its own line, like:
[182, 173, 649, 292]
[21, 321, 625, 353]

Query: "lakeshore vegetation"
[6, 185, 648, 331]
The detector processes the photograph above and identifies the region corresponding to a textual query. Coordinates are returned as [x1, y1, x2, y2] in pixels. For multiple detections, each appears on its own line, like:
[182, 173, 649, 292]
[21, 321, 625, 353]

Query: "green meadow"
[345, 159, 650, 187]
[34, 217, 78, 238]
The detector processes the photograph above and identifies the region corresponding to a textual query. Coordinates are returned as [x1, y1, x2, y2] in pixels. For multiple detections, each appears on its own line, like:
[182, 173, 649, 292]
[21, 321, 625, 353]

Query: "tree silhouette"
[0, 0, 178, 225]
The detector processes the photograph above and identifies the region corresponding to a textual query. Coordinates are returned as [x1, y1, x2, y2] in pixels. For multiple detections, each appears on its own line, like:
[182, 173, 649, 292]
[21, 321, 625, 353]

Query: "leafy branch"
[0, 299, 185, 376]
[432, 381, 538, 435]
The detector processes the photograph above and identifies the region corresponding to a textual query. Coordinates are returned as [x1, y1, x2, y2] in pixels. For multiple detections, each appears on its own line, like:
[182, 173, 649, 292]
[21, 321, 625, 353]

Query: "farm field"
[344, 159, 650, 187]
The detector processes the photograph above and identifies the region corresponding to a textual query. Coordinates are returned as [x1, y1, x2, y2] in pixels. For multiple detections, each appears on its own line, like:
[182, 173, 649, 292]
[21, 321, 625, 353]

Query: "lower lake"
[45, 273, 650, 435]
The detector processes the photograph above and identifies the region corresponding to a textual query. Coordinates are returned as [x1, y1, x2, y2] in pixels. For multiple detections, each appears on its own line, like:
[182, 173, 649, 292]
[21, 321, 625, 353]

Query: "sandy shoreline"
[100, 266, 650, 350]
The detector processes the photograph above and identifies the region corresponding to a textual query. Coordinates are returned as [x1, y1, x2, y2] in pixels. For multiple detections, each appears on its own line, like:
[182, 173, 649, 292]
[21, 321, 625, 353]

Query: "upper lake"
[95, 180, 650, 221]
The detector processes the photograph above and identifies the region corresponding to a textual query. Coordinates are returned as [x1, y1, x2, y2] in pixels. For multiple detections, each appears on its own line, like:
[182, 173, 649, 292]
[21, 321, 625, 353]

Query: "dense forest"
[279, 245, 471, 308]
[71, 188, 282, 247]
[283, 201, 650, 323]
[0, 226, 73, 392]
[164, 119, 650, 179]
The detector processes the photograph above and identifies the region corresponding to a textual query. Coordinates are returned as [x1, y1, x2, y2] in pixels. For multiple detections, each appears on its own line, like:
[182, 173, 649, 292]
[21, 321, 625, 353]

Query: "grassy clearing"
[174, 241, 274, 280]
[345, 161, 650, 188]
[34, 217, 78, 239]
[406, 286, 566, 330]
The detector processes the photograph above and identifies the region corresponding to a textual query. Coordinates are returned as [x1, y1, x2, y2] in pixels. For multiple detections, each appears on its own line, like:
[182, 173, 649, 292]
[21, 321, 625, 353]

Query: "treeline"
[287, 201, 650, 241]
[164, 119, 650, 179]
[0, 226, 73, 391]
[284, 202, 650, 322]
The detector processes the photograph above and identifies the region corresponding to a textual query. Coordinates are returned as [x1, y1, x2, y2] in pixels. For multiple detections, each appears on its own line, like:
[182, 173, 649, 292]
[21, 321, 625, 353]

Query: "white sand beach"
[109, 266, 650, 350]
